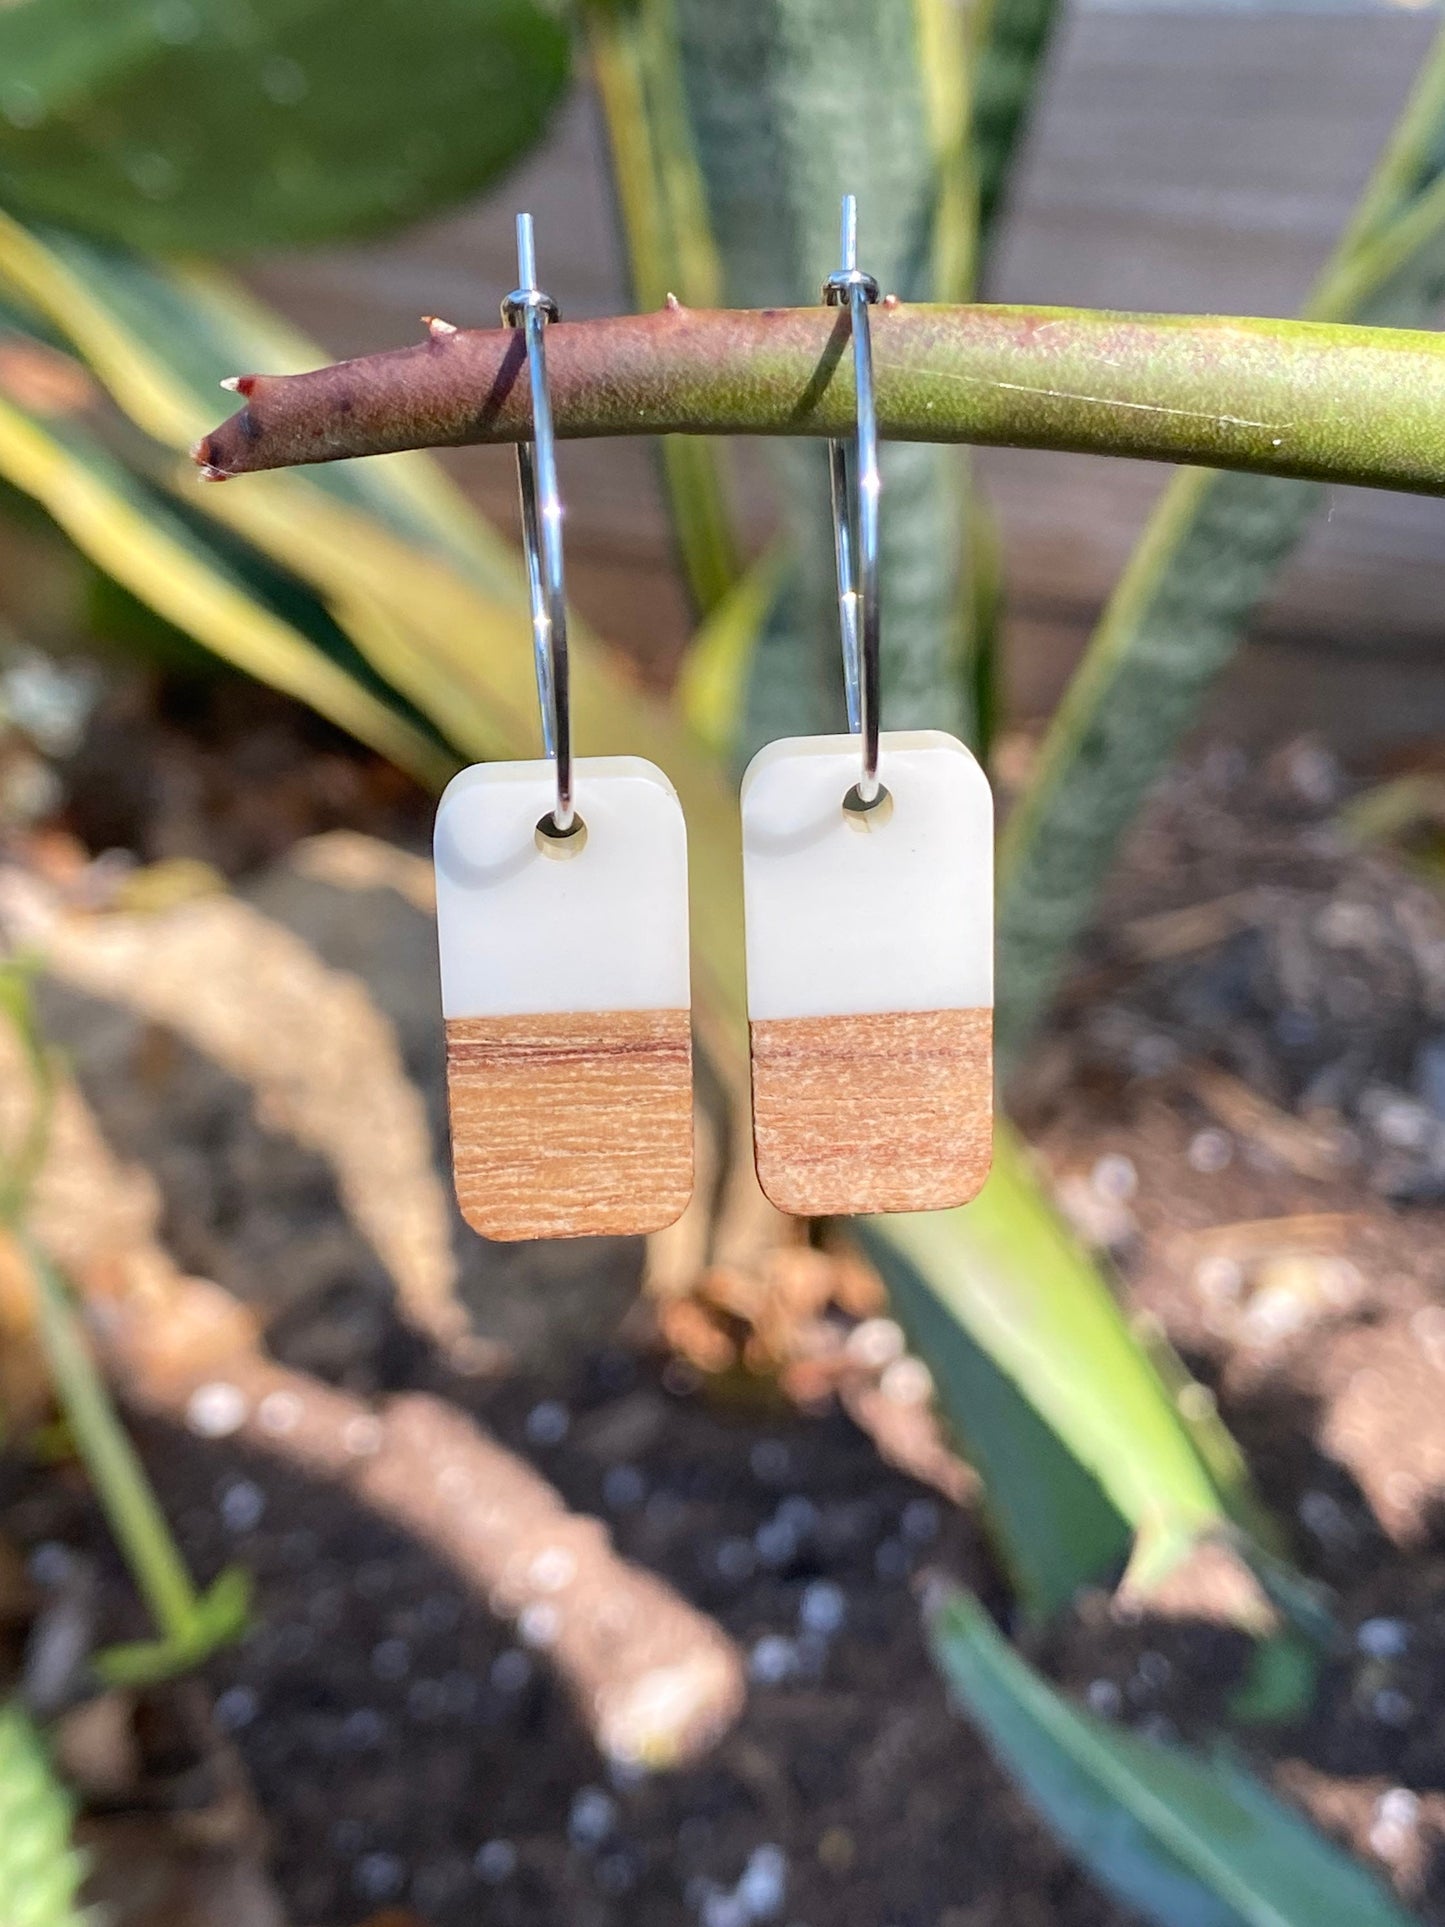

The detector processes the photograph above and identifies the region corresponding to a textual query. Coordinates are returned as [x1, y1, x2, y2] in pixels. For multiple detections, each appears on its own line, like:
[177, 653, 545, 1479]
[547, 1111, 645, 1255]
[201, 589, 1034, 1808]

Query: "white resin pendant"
[741, 730, 993, 1216]
[434, 757, 692, 1241]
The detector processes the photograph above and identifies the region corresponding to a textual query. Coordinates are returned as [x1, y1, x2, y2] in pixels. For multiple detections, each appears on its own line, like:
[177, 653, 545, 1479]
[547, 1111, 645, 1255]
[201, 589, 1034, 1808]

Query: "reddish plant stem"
[196, 300, 1445, 497]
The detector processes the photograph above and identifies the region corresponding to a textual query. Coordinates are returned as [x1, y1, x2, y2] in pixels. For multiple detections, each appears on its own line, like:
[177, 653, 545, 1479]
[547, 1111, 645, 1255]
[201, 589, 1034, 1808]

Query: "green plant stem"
[26, 1236, 200, 1643]
[200, 302, 1445, 499]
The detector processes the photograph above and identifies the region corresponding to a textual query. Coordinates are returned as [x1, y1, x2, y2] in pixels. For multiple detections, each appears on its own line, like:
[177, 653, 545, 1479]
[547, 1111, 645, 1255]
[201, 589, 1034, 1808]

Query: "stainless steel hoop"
[501, 212, 574, 833]
[822, 193, 882, 805]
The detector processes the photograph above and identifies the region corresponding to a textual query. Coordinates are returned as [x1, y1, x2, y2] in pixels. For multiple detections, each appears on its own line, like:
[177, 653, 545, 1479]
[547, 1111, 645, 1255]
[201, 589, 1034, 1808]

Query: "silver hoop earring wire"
[502, 212, 574, 834]
[822, 193, 882, 806]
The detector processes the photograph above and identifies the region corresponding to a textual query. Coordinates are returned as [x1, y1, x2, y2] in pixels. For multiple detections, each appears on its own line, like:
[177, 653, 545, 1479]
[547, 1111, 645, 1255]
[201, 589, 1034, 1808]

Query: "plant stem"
[200, 302, 1445, 501]
[26, 1237, 200, 1642]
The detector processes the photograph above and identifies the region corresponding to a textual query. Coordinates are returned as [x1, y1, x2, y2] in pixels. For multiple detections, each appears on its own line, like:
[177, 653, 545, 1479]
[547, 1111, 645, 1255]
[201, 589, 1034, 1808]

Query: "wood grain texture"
[446, 1009, 692, 1240]
[751, 1008, 992, 1218]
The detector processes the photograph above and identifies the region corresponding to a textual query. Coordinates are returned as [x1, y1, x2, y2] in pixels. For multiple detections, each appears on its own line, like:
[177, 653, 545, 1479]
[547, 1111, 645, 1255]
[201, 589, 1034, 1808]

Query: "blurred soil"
[7, 672, 1445, 1923]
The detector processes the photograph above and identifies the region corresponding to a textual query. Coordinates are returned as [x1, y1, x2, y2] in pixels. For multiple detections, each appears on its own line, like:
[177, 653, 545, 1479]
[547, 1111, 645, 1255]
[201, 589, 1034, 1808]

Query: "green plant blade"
[996, 21, 1445, 1068]
[929, 1588, 1419, 1927]
[0, 0, 569, 253]
[996, 464, 1321, 1068]
[0, 1702, 85, 1927]
[0, 380, 454, 789]
[0, 217, 552, 766]
[585, 0, 743, 618]
[1325, 34, 1445, 279]
[1229, 1634, 1320, 1728]
[863, 1126, 1247, 1615]
[964, 461, 1005, 756]
[914, 0, 978, 305]
[970, 0, 1064, 260]
[678, 543, 788, 755]
[675, 0, 978, 753]
[0, 213, 533, 597]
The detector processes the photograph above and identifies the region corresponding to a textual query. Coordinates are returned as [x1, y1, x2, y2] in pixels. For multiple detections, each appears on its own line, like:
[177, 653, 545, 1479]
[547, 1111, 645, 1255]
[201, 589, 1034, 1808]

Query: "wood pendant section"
[750, 1006, 992, 1217]
[446, 1008, 693, 1240]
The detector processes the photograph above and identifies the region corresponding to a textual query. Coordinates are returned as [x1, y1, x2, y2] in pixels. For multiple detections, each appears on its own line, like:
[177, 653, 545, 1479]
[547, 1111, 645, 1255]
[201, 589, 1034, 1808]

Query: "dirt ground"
[7, 674, 1445, 1926]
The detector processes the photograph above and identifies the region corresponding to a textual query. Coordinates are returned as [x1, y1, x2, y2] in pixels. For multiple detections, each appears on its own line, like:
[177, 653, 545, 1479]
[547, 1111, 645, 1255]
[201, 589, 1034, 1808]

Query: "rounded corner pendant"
[435, 756, 693, 1241]
[742, 730, 993, 1218]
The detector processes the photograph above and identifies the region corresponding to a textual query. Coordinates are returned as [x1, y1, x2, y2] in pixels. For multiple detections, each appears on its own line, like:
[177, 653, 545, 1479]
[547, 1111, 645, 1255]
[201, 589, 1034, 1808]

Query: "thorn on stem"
[665, 293, 682, 311]
[219, 375, 255, 394]
[424, 315, 458, 337]
[190, 442, 231, 481]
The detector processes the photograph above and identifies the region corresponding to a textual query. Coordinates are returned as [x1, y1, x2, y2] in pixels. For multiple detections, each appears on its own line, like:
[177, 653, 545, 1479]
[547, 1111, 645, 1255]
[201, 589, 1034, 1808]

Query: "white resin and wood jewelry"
[435, 757, 692, 1240]
[742, 730, 993, 1217]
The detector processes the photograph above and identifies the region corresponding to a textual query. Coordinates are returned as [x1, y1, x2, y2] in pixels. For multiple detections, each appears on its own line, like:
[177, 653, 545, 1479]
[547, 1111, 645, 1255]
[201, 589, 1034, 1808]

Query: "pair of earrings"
[435, 206, 993, 1242]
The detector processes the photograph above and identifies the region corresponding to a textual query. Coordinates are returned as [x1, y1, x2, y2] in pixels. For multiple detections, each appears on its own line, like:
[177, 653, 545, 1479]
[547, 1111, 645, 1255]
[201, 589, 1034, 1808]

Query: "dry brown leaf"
[657, 1296, 738, 1374]
[838, 1381, 976, 1508]
[1116, 1534, 1277, 1634]
[1168, 1213, 1364, 1264]
[1185, 1061, 1347, 1182]
[1120, 891, 1265, 963]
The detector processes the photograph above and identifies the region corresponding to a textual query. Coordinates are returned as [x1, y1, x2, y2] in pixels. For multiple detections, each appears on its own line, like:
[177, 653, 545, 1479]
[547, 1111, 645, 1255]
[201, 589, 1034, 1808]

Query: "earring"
[742, 197, 994, 1218]
[434, 215, 693, 1241]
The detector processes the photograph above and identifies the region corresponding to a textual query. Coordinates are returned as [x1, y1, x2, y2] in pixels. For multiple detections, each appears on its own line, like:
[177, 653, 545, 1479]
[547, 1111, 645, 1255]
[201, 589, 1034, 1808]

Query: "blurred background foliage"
[0, 0, 572, 251]
[0, 2, 1442, 1923]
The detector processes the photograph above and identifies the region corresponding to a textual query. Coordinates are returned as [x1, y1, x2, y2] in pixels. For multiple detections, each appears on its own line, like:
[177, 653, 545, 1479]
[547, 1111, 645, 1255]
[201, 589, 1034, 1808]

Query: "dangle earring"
[741, 197, 994, 1217]
[434, 215, 693, 1241]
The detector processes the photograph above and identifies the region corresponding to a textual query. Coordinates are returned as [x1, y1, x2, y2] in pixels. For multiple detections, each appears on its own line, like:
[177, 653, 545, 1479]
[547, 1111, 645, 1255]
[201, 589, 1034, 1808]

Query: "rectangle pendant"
[742, 731, 993, 1217]
[435, 757, 692, 1241]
